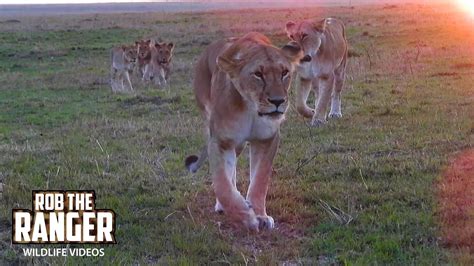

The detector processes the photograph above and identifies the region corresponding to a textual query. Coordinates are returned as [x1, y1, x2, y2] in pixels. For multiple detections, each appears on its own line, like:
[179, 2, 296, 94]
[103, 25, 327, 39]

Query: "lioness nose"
[301, 55, 312, 62]
[268, 98, 285, 107]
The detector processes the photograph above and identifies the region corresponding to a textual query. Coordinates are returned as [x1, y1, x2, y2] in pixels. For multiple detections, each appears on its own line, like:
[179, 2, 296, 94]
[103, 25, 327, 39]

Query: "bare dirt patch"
[437, 149, 474, 253]
[453, 63, 474, 70]
[186, 184, 311, 262]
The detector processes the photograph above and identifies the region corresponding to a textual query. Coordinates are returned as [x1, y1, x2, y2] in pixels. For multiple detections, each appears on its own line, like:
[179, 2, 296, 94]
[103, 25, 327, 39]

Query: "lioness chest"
[212, 112, 281, 146]
[297, 58, 334, 80]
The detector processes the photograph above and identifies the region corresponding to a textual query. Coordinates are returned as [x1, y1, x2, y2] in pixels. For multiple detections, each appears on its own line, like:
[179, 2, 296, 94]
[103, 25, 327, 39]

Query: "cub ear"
[217, 44, 243, 78]
[145, 39, 151, 44]
[135, 41, 139, 46]
[285, 21, 296, 34]
[282, 41, 303, 64]
[167, 42, 174, 51]
[155, 42, 163, 48]
[313, 18, 327, 33]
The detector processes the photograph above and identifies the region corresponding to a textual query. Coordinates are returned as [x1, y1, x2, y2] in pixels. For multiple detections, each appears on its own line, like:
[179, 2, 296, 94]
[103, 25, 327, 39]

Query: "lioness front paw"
[214, 200, 224, 214]
[240, 209, 259, 231]
[297, 106, 315, 119]
[328, 112, 342, 119]
[257, 215, 275, 230]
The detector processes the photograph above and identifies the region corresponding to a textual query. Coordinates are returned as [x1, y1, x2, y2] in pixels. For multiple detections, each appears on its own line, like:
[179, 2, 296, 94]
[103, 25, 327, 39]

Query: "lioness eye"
[254, 71, 263, 79]
[289, 34, 294, 40]
[282, 69, 289, 78]
[301, 33, 308, 39]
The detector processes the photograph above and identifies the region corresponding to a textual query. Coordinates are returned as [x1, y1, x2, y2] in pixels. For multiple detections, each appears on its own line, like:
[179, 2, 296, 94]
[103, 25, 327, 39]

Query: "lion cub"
[110, 45, 138, 93]
[185, 33, 302, 231]
[134, 39, 152, 78]
[143, 42, 174, 87]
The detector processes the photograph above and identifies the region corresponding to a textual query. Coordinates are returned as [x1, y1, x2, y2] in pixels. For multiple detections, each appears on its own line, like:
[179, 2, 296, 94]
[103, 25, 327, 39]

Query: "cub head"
[135, 39, 152, 61]
[285, 19, 327, 63]
[217, 32, 302, 119]
[122, 45, 138, 64]
[153, 42, 174, 64]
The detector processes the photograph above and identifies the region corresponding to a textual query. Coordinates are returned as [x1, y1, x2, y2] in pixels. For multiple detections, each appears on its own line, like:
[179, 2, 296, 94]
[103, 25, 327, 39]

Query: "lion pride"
[286, 18, 348, 126]
[185, 32, 302, 230]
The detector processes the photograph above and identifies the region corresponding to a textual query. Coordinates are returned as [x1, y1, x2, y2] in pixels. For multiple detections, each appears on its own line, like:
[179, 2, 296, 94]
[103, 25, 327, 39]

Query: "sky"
[0, 0, 442, 5]
[0, 0, 156, 4]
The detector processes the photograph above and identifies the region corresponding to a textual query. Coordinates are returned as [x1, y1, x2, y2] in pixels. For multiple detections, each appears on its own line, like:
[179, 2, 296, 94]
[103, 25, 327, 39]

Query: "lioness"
[286, 18, 348, 126]
[143, 42, 174, 87]
[185, 32, 302, 230]
[110, 45, 138, 92]
[135, 39, 152, 78]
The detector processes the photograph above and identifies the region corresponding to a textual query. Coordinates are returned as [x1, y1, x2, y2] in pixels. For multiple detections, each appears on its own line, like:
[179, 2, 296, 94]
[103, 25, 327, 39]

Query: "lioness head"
[285, 19, 327, 63]
[154, 42, 174, 64]
[135, 39, 152, 62]
[122, 45, 138, 64]
[217, 32, 302, 118]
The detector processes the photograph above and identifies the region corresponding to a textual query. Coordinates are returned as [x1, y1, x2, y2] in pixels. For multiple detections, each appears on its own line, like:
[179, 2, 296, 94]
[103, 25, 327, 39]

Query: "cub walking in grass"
[143, 42, 174, 87]
[110, 45, 138, 93]
[285, 18, 348, 126]
[134, 39, 152, 79]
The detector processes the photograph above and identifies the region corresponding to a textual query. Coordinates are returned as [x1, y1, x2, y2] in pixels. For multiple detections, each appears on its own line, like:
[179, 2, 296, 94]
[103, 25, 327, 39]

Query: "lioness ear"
[314, 18, 327, 33]
[285, 21, 296, 34]
[217, 45, 243, 78]
[282, 41, 303, 64]
[168, 42, 174, 52]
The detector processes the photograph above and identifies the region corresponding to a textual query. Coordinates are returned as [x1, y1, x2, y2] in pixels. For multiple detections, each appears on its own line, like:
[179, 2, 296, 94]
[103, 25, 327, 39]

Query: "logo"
[12, 190, 116, 244]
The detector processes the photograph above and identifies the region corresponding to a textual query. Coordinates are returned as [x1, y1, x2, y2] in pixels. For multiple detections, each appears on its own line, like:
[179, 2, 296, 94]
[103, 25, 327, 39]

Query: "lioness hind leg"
[329, 58, 347, 119]
[312, 74, 334, 127]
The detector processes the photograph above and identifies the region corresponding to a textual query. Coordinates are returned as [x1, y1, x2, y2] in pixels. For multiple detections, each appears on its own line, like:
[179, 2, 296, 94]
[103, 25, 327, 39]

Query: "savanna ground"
[0, 2, 473, 265]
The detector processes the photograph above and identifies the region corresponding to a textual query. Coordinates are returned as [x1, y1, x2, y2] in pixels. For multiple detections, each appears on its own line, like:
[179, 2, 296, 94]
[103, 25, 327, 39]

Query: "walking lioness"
[185, 32, 302, 230]
[285, 18, 348, 126]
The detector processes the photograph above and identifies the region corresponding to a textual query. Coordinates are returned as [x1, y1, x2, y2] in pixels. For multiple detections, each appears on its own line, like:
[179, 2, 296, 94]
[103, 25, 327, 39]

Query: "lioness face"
[218, 44, 302, 119]
[154, 42, 174, 64]
[135, 40, 151, 62]
[240, 51, 292, 118]
[286, 19, 326, 63]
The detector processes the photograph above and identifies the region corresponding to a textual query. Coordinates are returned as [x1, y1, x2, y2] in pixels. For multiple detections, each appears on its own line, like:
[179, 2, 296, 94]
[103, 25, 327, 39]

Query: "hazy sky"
[0, 0, 155, 4]
[0, 0, 445, 5]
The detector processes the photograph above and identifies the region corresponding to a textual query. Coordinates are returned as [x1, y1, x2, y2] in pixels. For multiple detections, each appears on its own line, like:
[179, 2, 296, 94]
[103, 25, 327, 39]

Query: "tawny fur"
[286, 18, 348, 126]
[143, 42, 174, 87]
[110, 45, 138, 93]
[134, 39, 152, 78]
[185, 32, 302, 230]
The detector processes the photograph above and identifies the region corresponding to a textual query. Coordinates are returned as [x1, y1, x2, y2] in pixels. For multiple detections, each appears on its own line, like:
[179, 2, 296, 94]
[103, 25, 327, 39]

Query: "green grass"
[1, 3, 473, 265]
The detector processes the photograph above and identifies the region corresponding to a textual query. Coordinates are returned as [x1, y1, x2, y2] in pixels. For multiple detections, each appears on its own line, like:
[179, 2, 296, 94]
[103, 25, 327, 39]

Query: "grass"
[0, 3, 473, 265]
